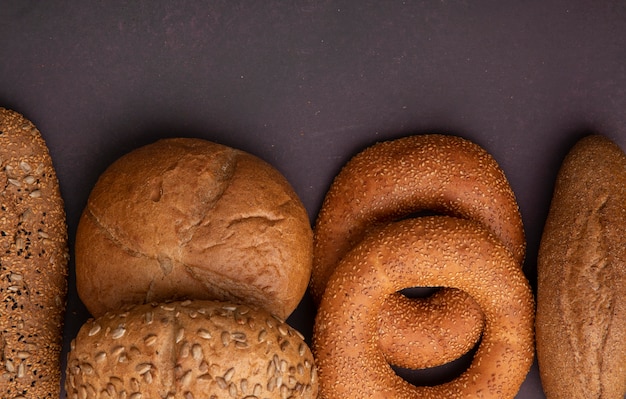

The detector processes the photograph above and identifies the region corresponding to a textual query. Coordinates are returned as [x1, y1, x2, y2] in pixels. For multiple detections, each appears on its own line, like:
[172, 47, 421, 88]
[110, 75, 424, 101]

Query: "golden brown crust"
[313, 216, 535, 399]
[378, 289, 485, 369]
[75, 138, 312, 320]
[0, 108, 68, 398]
[311, 134, 524, 368]
[536, 135, 626, 399]
[66, 300, 318, 399]
[312, 133, 525, 301]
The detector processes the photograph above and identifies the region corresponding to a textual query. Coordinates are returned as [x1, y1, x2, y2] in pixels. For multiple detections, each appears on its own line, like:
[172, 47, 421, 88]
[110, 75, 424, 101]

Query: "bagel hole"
[390, 285, 482, 387]
[398, 209, 442, 221]
[398, 286, 440, 298]
[391, 335, 482, 387]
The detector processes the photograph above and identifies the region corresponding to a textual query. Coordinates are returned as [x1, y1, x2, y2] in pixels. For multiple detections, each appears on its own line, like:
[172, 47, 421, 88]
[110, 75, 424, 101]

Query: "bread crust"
[313, 216, 535, 399]
[311, 134, 526, 303]
[0, 108, 68, 398]
[65, 300, 318, 399]
[312, 134, 524, 369]
[75, 138, 312, 320]
[536, 135, 626, 399]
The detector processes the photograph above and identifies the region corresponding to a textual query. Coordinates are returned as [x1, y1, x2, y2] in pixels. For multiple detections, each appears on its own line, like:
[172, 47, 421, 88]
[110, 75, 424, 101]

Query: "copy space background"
[1, 1, 625, 398]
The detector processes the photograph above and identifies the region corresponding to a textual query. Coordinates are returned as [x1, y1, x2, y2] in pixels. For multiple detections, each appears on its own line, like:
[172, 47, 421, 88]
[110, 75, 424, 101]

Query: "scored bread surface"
[536, 135, 626, 399]
[76, 138, 313, 320]
[0, 108, 69, 398]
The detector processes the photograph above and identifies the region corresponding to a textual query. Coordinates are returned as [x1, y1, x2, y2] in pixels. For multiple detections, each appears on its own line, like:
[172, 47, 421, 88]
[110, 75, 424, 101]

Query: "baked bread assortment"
[311, 134, 526, 368]
[311, 135, 534, 398]
[66, 300, 318, 399]
[0, 108, 69, 398]
[75, 138, 313, 320]
[536, 135, 626, 399]
[3, 102, 620, 399]
[66, 137, 319, 398]
[311, 134, 526, 370]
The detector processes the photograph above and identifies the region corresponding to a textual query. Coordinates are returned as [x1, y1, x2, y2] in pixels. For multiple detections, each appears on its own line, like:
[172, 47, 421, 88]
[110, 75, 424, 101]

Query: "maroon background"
[1, 1, 625, 398]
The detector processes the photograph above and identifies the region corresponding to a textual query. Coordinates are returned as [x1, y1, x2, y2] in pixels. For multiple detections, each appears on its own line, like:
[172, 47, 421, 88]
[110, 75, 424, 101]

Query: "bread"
[75, 138, 313, 320]
[0, 108, 69, 398]
[65, 299, 318, 399]
[313, 216, 535, 399]
[310, 134, 526, 370]
[311, 134, 526, 303]
[536, 135, 626, 399]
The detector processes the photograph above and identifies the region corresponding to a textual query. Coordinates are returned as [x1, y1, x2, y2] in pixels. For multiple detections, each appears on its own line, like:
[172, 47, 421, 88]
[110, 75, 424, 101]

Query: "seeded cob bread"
[75, 138, 313, 320]
[0, 108, 69, 398]
[536, 135, 626, 399]
[66, 300, 318, 399]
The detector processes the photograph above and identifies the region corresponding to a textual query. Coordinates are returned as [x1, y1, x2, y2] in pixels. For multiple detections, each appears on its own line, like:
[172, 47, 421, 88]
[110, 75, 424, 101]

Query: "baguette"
[536, 135, 626, 399]
[0, 108, 69, 398]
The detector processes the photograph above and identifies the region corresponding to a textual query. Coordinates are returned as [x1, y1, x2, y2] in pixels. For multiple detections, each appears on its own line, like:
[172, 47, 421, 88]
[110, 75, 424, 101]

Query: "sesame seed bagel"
[66, 300, 318, 399]
[377, 287, 485, 370]
[75, 138, 313, 320]
[0, 108, 69, 398]
[313, 216, 535, 399]
[311, 134, 524, 369]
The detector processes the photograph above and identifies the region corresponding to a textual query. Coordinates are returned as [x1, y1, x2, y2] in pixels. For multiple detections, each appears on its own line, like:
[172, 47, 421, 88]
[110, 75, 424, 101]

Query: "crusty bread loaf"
[0, 108, 69, 398]
[65, 300, 318, 399]
[75, 138, 313, 320]
[536, 135, 626, 399]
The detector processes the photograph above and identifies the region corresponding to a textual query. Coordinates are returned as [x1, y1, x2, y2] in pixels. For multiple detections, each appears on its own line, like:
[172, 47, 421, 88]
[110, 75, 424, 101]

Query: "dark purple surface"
[1, 1, 625, 398]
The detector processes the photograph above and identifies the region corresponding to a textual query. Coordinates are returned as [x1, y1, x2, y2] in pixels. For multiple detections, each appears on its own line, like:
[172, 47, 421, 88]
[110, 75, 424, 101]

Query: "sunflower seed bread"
[65, 300, 318, 399]
[536, 135, 626, 399]
[0, 108, 69, 398]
